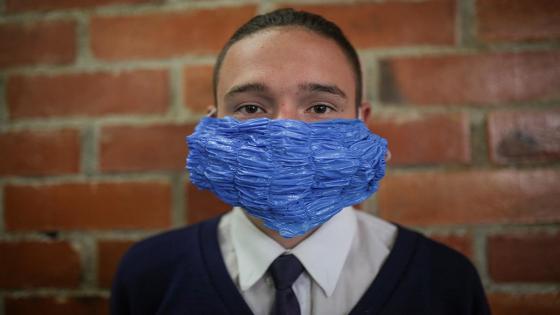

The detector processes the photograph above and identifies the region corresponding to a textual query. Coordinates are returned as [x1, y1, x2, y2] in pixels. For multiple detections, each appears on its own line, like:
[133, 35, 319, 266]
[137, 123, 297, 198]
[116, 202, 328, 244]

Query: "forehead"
[216, 27, 356, 103]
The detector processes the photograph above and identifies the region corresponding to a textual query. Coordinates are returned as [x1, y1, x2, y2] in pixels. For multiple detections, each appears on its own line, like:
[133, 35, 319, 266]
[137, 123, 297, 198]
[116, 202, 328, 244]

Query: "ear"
[358, 101, 371, 122]
[358, 102, 391, 161]
[207, 105, 217, 118]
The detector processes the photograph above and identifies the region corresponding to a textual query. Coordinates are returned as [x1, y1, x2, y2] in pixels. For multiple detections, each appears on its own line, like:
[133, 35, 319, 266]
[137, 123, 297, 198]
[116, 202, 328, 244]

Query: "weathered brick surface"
[186, 182, 231, 225]
[368, 113, 470, 166]
[291, 0, 455, 48]
[100, 124, 195, 172]
[1, 1, 560, 312]
[4, 182, 172, 230]
[378, 170, 560, 226]
[0, 129, 80, 176]
[487, 110, 560, 164]
[488, 293, 560, 315]
[7, 70, 169, 119]
[380, 52, 560, 105]
[0, 20, 75, 68]
[0, 241, 80, 289]
[477, 0, 560, 43]
[5, 296, 109, 315]
[6, 0, 155, 12]
[184, 65, 214, 114]
[97, 240, 135, 288]
[91, 6, 257, 60]
[488, 232, 560, 282]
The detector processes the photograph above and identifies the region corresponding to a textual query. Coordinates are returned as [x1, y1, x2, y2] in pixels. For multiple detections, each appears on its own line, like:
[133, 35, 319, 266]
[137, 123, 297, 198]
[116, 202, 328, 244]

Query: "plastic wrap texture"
[186, 117, 387, 238]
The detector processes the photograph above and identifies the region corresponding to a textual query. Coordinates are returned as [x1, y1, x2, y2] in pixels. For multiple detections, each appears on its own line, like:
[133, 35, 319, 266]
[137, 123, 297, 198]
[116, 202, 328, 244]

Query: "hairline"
[212, 25, 363, 109]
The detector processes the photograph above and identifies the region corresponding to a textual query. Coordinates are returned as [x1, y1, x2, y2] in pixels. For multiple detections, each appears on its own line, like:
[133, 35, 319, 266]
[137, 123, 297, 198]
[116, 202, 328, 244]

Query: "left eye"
[308, 104, 335, 114]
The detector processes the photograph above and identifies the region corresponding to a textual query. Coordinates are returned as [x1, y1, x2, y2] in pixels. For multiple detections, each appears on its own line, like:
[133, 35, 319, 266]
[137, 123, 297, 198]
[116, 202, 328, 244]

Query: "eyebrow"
[298, 83, 347, 99]
[225, 83, 268, 99]
[224, 82, 347, 100]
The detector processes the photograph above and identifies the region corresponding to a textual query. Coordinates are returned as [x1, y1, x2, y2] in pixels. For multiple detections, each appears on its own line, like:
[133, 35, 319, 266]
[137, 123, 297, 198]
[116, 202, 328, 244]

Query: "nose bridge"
[276, 101, 298, 120]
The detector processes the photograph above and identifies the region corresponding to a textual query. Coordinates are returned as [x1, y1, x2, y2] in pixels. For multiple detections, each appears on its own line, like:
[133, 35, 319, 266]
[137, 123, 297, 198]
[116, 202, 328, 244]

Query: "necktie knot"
[269, 254, 304, 291]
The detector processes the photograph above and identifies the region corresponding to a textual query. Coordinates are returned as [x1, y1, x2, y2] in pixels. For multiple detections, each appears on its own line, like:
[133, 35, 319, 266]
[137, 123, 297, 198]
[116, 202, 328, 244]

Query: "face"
[214, 27, 370, 122]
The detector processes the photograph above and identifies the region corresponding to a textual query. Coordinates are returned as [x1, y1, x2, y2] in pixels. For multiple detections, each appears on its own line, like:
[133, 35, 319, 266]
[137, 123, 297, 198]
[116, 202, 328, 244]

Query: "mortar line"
[169, 62, 184, 118]
[171, 172, 186, 228]
[363, 52, 381, 107]
[259, 0, 275, 14]
[1, 288, 111, 298]
[81, 124, 98, 177]
[469, 109, 491, 168]
[487, 283, 560, 294]
[473, 227, 490, 288]
[0, 230, 160, 242]
[0, 0, 255, 22]
[0, 74, 7, 128]
[0, 55, 218, 76]
[0, 173, 177, 186]
[75, 234, 97, 290]
[4, 114, 205, 132]
[0, 184, 4, 233]
[457, 0, 477, 48]
[74, 11, 95, 66]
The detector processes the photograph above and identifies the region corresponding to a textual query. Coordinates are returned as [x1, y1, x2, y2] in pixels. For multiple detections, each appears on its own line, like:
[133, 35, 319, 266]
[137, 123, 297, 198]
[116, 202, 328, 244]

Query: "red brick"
[291, 0, 455, 48]
[488, 232, 560, 282]
[7, 70, 169, 119]
[184, 65, 214, 114]
[0, 241, 80, 289]
[6, 0, 155, 12]
[430, 234, 473, 259]
[380, 52, 560, 105]
[98, 240, 135, 288]
[4, 182, 171, 230]
[100, 124, 195, 172]
[0, 129, 80, 176]
[378, 169, 560, 226]
[368, 113, 470, 166]
[488, 293, 560, 315]
[488, 110, 560, 164]
[0, 20, 75, 68]
[5, 296, 109, 315]
[478, 0, 560, 43]
[91, 6, 256, 60]
[186, 182, 231, 225]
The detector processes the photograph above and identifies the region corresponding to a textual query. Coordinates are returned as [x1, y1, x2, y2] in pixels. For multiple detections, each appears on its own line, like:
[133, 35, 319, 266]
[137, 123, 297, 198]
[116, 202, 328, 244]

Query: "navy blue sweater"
[111, 216, 490, 314]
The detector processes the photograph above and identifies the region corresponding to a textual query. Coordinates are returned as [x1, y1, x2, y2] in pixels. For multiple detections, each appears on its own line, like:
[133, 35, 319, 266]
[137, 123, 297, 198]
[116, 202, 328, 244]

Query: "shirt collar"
[230, 207, 285, 291]
[230, 206, 357, 297]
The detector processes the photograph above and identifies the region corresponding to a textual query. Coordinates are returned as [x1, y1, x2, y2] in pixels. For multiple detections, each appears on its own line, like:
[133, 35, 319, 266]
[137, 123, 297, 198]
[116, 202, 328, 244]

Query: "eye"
[307, 103, 336, 114]
[235, 104, 266, 115]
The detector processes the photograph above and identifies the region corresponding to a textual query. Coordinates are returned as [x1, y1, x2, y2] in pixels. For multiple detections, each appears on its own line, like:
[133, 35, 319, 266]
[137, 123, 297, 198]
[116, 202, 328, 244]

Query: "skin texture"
[212, 26, 371, 248]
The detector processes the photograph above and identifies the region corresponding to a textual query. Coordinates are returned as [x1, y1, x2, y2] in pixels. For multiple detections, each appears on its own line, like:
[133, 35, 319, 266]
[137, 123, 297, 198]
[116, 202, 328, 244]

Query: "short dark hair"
[212, 8, 363, 108]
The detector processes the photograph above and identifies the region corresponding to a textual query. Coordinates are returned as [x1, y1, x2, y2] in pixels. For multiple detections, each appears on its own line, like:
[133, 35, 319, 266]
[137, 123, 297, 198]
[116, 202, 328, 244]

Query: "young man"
[111, 9, 490, 315]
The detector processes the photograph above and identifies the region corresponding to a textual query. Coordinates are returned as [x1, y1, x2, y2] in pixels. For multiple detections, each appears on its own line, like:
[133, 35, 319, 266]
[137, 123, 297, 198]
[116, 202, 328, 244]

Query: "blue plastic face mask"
[186, 117, 387, 238]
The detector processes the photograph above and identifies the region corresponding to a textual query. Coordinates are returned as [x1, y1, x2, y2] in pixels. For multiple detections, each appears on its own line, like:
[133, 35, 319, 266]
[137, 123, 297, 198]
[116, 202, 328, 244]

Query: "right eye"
[235, 104, 266, 115]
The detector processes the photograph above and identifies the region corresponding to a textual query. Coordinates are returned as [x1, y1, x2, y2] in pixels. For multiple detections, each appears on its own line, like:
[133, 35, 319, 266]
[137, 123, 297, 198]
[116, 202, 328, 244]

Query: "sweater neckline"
[199, 216, 419, 315]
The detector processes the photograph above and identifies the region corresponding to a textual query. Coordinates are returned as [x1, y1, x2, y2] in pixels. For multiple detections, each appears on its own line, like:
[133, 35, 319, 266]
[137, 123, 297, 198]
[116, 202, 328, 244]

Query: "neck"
[244, 211, 318, 249]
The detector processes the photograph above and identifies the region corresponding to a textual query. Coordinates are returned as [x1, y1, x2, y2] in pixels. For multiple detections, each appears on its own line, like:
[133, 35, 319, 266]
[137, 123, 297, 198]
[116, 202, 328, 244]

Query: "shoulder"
[403, 228, 489, 311]
[414, 231, 477, 276]
[110, 216, 226, 313]
[115, 216, 220, 284]
[390, 226, 479, 281]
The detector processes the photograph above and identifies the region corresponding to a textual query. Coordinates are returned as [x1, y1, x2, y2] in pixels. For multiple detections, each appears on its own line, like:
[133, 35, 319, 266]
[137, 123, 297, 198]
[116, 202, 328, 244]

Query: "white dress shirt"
[217, 207, 398, 315]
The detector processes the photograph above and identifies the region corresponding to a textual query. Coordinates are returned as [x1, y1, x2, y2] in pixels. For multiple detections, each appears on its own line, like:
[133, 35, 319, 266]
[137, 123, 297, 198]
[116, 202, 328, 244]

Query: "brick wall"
[1, 0, 559, 314]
